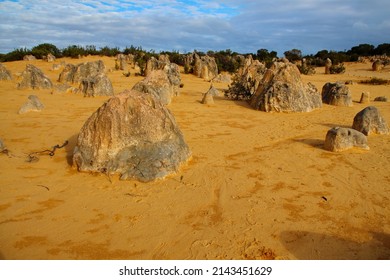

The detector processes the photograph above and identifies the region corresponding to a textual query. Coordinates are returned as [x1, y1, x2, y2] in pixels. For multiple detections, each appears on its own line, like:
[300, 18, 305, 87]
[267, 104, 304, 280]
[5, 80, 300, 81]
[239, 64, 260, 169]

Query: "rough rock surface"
[115, 54, 128, 71]
[372, 60, 384, 71]
[23, 55, 36, 61]
[133, 57, 181, 105]
[325, 58, 332, 74]
[324, 127, 369, 152]
[17, 64, 53, 89]
[225, 55, 266, 100]
[73, 89, 191, 182]
[374, 96, 388, 102]
[249, 59, 322, 112]
[0, 138, 5, 152]
[58, 60, 113, 96]
[352, 106, 389, 136]
[193, 53, 218, 81]
[206, 84, 220, 97]
[359, 92, 370, 104]
[213, 73, 231, 83]
[18, 95, 45, 114]
[46, 53, 56, 62]
[201, 91, 215, 105]
[0, 63, 12, 80]
[321, 82, 352, 106]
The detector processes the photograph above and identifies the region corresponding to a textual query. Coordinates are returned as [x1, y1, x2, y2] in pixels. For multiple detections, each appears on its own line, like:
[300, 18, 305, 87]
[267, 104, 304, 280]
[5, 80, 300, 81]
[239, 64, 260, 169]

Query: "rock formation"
[46, 53, 56, 62]
[23, 55, 36, 61]
[58, 60, 114, 96]
[374, 96, 388, 102]
[249, 59, 322, 112]
[0, 63, 12, 80]
[321, 82, 352, 106]
[17, 64, 53, 89]
[133, 57, 181, 105]
[372, 60, 384, 71]
[206, 84, 221, 97]
[201, 91, 215, 105]
[73, 89, 191, 182]
[115, 54, 127, 71]
[325, 58, 332, 74]
[18, 95, 45, 114]
[359, 92, 370, 104]
[192, 53, 218, 81]
[225, 55, 266, 100]
[213, 73, 231, 83]
[352, 106, 389, 136]
[324, 127, 369, 152]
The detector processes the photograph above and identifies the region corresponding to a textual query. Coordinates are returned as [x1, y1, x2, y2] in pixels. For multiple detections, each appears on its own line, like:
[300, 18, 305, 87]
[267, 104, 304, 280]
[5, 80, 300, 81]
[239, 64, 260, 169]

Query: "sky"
[0, 0, 389, 55]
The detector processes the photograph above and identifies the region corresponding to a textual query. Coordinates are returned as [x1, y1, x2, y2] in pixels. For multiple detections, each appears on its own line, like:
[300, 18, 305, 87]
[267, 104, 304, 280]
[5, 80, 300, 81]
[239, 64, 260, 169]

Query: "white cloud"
[0, 0, 389, 54]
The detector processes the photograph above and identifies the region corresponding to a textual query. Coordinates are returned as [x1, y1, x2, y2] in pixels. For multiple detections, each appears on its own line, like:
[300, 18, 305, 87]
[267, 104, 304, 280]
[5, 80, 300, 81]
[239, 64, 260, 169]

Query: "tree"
[374, 43, 390, 55]
[31, 43, 61, 59]
[284, 49, 302, 61]
[347, 44, 375, 56]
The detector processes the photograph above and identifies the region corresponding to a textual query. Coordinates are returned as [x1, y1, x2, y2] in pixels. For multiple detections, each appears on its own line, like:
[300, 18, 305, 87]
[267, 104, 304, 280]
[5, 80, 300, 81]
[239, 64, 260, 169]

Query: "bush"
[297, 64, 316, 75]
[360, 78, 389, 85]
[31, 43, 61, 59]
[0, 48, 30, 62]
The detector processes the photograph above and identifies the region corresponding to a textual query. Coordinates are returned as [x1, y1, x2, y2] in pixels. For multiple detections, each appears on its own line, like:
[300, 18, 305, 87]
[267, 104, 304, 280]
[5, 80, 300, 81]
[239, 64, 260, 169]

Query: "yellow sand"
[0, 56, 389, 260]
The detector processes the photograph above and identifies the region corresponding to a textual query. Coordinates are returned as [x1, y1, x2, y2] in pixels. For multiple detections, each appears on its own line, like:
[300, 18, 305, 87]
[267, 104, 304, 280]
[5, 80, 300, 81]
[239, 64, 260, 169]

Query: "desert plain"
[0, 56, 389, 260]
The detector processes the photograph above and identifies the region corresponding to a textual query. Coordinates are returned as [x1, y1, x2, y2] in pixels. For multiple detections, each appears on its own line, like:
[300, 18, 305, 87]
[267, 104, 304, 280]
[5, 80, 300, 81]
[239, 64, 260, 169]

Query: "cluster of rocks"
[58, 60, 114, 97]
[73, 89, 191, 182]
[324, 106, 389, 152]
[185, 52, 218, 81]
[132, 55, 181, 105]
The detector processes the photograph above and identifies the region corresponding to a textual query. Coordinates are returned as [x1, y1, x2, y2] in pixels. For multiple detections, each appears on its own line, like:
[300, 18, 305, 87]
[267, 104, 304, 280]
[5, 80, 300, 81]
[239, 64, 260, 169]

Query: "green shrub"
[330, 63, 346, 74]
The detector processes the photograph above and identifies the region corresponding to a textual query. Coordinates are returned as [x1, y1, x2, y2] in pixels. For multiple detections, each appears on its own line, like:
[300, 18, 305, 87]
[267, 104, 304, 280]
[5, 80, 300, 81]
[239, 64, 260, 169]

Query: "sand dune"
[0, 56, 389, 259]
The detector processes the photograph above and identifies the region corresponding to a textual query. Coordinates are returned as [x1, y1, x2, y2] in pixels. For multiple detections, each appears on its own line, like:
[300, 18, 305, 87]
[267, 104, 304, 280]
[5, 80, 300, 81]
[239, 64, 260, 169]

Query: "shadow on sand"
[65, 134, 78, 166]
[280, 230, 390, 260]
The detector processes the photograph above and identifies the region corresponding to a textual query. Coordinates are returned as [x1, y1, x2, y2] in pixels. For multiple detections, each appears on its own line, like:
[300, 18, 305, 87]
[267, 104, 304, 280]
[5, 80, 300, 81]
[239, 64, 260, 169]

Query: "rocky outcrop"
[193, 53, 218, 81]
[0, 63, 12, 80]
[352, 106, 389, 136]
[133, 57, 181, 105]
[324, 127, 369, 152]
[225, 55, 266, 100]
[18, 95, 45, 114]
[325, 58, 332, 74]
[17, 64, 53, 89]
[58, 60, 114, 96]
[73, 89, 191, 182]
[45, 53, 56, 62]
[249, 59, 322, 112]
[321, 82, 352, 106]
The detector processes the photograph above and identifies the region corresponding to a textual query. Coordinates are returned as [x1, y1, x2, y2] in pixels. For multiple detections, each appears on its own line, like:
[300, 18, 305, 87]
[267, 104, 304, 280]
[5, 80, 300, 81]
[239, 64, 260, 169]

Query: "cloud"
[0, 0, 389, 55]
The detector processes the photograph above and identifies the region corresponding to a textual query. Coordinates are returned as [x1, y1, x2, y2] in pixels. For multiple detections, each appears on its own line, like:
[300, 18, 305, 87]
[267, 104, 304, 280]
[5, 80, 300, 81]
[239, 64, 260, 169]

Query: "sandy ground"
[0, 56, 389, 260]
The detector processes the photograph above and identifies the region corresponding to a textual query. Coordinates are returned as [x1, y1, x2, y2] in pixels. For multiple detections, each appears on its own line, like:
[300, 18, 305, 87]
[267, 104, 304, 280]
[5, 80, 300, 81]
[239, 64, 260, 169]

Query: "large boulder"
[193, 53, 218, 81]
[17, 64, 53, 89]
[249, 59, 322, 112]
[352, 106, 389, 136]
[0, 63, 12, 80]
[321, 82, 352, 106]
[58, 60, 113, 96]
[73, 89, 191, 182]
[324, 127, 369, 152]
[18, 95, 45, 114]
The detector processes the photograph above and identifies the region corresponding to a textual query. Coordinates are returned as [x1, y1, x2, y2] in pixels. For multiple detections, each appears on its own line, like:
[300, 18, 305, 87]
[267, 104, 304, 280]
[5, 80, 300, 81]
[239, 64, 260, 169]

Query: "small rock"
[18, 95, 45, 114]
[374, 96, 388, 102]
[0, 138, 6, 152]
[324, 127, 369, 152]
[201, 92, 215, 105]
[359, 92, 370, 104]
[0, 63, 12, 80]
[352, 106, 389, 135]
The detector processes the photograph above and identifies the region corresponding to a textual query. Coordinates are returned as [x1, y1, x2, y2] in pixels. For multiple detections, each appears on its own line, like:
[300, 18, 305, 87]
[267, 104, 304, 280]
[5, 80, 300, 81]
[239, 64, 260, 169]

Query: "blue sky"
[0, 0, 389, 55]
